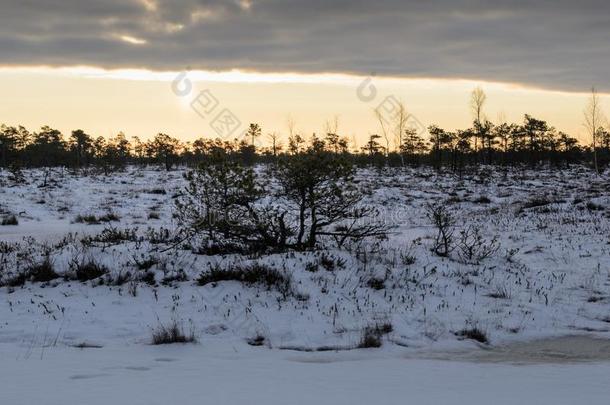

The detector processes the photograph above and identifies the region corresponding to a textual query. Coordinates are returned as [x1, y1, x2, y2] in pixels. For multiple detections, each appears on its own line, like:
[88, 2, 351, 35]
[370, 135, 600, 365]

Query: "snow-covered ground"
[3, 338, 610, 405]
[1, 165, 609, 403]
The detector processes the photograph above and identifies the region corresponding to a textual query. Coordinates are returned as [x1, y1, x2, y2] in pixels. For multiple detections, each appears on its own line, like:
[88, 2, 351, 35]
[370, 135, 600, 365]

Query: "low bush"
[367, 277, 385, 290]
[486, 284, 511, 299]
[75, 214, 100, 224]
[1, 215, 18, 226]
[357, 322, 392, 349]
[456, 225, 500, 264]
[108, 270, 132, 286]
[73, 260, 108, 281]
[75, 212, 120, 225]
[305, 262, 319, 273]
[247, 334, 266, 346]
[145, 227, 176, 244]
[82, 227, 138, 246]
[401, 253, 416, 266]
[133, 256, 158, 271]
[519, 196, 554, 213]
[358, 332, 381, 348]
[4, 272, 29, 287]
[98, 212, 120, 222]
[197, 263, 291, 293]
[29, 257, 60, 282]
[473, 196, 491, 204]
[2, 256, 58, 286]
[455, 327, 488, 344]
[586, 201, 605, 211]
[318, 253, 346, 271]
[139, 270, 156, 285]
[151, 321, 196, 345]
[426, 203, 455, 257]
[161, 269, 188, 286]
[368, 323, 393, 335]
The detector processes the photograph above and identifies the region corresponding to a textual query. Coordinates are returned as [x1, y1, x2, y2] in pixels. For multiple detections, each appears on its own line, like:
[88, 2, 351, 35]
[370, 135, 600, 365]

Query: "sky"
[1, 0, 609, 146]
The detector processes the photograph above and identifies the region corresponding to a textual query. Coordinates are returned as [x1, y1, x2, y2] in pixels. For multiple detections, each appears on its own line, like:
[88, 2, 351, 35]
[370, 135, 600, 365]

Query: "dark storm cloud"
[1, 0, 609, 91]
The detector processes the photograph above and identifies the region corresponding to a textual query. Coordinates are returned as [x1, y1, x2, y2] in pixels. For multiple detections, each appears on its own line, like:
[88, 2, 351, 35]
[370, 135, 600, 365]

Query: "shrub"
[128, 281, 138, 297]
[426, 203, 455, 257]
[4, 272, 29, 287]
[455, 327, 488, 344]
[139, 270, 156, 285]
[401, 253, 416, 266]
[176, 143, 388, 253]
[276, 147, 388, 250]
[161, 269, 188, 286]
[75, 214, 100, 224]
[519, 196, 553, 213]
[473, 196, 491, 204]
[82, 227, 138, 246]
[358, 332, 381, 348]
[369, 323, 393, 335]
[175, 157, 282, 252]
[318, 253, 345, 271]
[72, 342, 104, 349]
[145, 227, 176, 244]
[133, 256, 158, 271]
[2, 256, 58, 286]
[305, 262, 319, 273]
[367, 277, 385, 290]
[108, 270, 132, 286]
[75, 212, 119, 225]
[486, 284, 511, 299]
[456, 225, 500, 264]
[247, 334, 266, 346]
[197, 264, 291, 294]
[357, 323, 392, 349]
[1, 215, 18, 226]
[29, 257, 60, 282]
[73, 260, 108, 281]
[151, 321, 196, 345]
[586, 201, 604, 211]
[98, 212, 120, 222]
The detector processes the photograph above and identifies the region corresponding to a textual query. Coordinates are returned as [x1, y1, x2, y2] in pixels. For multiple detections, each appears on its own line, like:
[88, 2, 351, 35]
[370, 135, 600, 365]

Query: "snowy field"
[1, 165, 610, 403]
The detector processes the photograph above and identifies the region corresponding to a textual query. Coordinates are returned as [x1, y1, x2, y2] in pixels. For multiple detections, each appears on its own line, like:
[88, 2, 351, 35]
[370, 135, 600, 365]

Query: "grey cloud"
[1, 0, 609, 91]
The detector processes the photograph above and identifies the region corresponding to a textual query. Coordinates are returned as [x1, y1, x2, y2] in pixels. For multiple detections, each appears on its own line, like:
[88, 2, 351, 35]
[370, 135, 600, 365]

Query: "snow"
[1, 165, 610, 403]
[2, 340, 610, 405]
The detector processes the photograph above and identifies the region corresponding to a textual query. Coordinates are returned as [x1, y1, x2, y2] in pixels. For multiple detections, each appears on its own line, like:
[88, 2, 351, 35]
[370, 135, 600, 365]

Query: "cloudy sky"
[1, 0, 608, 143]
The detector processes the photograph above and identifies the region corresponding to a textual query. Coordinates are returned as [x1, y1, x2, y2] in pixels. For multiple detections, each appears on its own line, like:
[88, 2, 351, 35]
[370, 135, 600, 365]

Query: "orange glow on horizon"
[1, 65, 606, 146]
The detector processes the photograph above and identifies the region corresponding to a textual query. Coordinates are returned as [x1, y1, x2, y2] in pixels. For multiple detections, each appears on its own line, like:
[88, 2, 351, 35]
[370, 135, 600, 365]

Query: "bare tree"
[584, 87, 605, 174]
[470, 87, 487, 153]
[393, 100, 408, 166]
[324, 115, 340, 136]
[374, 108, 390, 157]
[286, 114, 297, 139]
[324, 115, 342, 154]
[285, 115, 305, 154]
[267, 132, 282, 158]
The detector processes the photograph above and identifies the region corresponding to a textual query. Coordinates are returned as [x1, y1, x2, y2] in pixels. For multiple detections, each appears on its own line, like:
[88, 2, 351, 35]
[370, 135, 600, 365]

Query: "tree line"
[1, 90, 608, 173]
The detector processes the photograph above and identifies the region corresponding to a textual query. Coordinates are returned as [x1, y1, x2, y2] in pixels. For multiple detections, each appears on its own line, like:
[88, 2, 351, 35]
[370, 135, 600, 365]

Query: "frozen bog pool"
[416, 336, 610, 364]
[1, 339, 610, 405]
